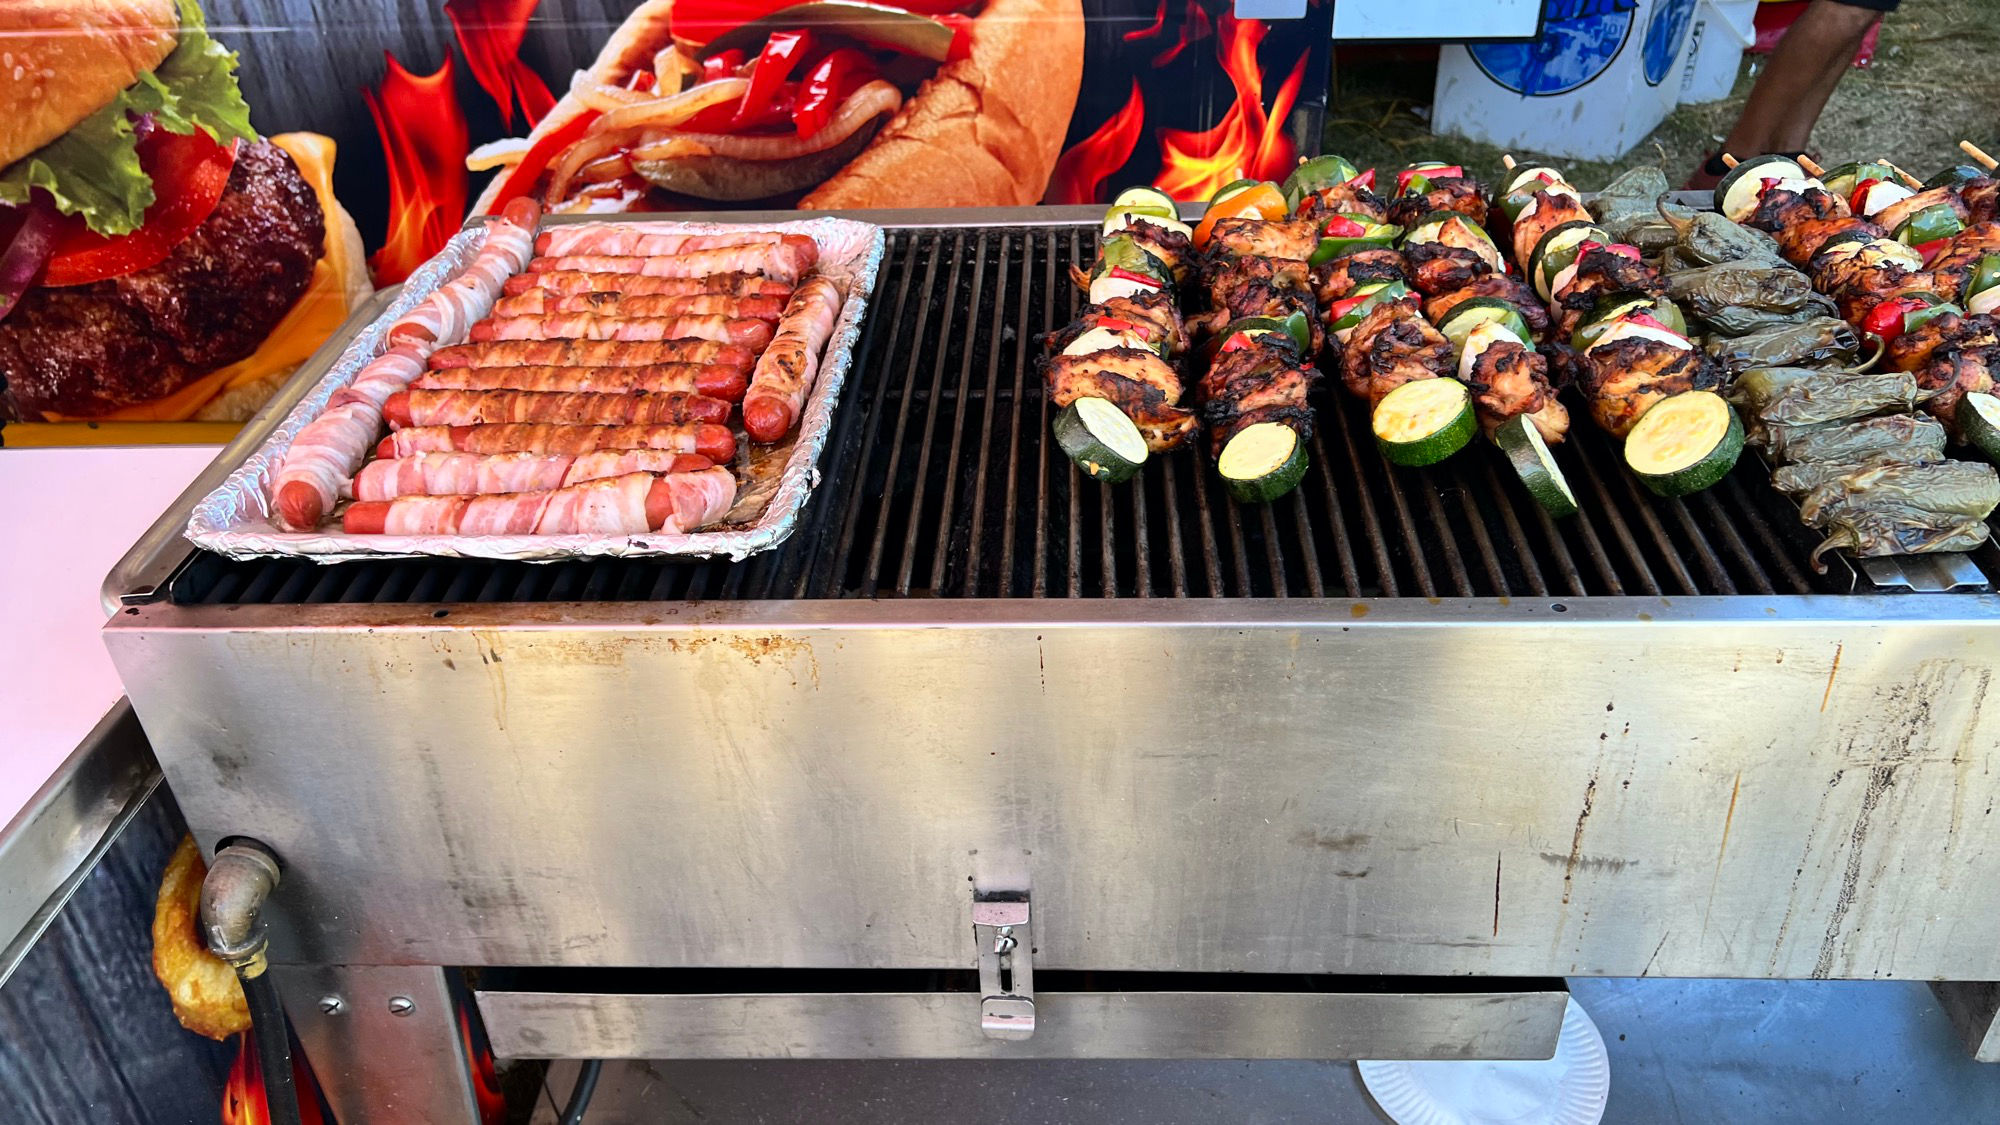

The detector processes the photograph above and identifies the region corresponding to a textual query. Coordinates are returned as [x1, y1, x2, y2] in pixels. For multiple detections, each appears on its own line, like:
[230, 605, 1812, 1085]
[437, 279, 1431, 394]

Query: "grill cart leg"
[1932, 982, 2000, 1062]
[274, 965, 483, 1124]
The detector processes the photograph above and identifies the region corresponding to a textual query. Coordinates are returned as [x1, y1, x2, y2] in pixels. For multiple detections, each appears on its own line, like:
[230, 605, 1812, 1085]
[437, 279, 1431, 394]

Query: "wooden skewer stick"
[1720, 153, 1740, 169]
[1961, 140, 1999, 172]
[1502, 154, 1517, 170]
[1884, 160, 1924, 190]
[1798, 155, 1827, 178]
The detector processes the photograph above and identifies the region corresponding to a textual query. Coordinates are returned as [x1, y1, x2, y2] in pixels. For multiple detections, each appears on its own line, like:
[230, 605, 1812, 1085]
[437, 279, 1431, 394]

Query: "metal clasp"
[973, 894, 1034, 1040]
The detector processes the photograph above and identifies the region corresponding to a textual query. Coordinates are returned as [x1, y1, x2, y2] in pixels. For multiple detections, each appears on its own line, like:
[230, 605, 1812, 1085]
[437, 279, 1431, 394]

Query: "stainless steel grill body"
[102, 210, 2000, 1120]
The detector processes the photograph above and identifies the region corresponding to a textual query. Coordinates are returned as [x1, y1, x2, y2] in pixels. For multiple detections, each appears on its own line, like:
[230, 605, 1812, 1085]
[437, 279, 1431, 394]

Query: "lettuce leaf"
[0, 0, 256, 236]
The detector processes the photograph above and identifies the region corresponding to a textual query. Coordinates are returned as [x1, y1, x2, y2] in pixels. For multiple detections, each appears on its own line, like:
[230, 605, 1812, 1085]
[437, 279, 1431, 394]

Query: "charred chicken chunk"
[1297, 182, 1389, 225]
[1043, 348, 1198, 452]
[1314, 248, 1409, 306]
[1404, 242, 1492, 298]
[1194, 256, 1320, 350]
[1463, 338, 1552, 430]
[1424, 273, 1551, 342]
[1510, 190, 1593, 268]
[1387, 176, 1490, 230]
[1205, 216, 1320, 263]
[1341, 303, 1451, 406]
[1046, 290, 1186, 358]
[1578, 338, 1720, 439]
[1775, 216, 1885, 267]
[1197, 336, 1319, 455]
[1927, 222, 2000, 303]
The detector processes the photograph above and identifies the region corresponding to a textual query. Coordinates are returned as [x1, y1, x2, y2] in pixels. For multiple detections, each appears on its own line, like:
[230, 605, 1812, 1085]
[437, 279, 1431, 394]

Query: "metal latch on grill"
[973, 893, 1033, 1039]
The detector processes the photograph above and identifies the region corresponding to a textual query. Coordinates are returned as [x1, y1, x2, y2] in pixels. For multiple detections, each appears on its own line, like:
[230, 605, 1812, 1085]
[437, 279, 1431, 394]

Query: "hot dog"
[386, 199, 541, 347]
[342, 468, 737, 535]
[426, 339, 757, 370]
[352, 449, 714, 500]
[414, 363, 747, 401]
[500, 271, 792, 299]
[535, 227, 790, 258]
[382, 389, 731, 429]
[491, 291, 789, 322]
[466, 313, 774, 349]
[524, 241, 817, 285]
[743, 276, 845, 442]
[377, 422, 738, 462]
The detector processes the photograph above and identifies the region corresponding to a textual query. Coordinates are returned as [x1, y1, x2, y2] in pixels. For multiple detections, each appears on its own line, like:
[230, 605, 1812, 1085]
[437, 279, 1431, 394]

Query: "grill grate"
[170, 224, 2000, 606]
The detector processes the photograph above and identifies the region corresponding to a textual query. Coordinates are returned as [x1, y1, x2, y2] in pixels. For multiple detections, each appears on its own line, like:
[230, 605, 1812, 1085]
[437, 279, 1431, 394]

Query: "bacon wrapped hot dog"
[468, 312, 774, 349]
[377, 422, 738, 462]
[491, 290, 789, 322]
[415, 363, 748, 401]
[353, 450, 715, 500]
[382, 388, 732, 429]
[501, 271, 793, 299]
[342, 469, 737, 536]
[427, 338, 756, 371]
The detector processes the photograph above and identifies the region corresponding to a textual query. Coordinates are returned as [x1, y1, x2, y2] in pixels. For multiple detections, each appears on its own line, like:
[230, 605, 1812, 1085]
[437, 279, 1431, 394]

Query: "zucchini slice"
[1570, 296, 1687, 350]
[1623, 391, 1745, 497]
[1494, 414, 1578, 518]
[1439, 297, 1533, 357]
[1714, 154, 1806, 221]
[1210, 178, 1260, 205]
[1925, 164, 1988, 190]
[1112, 186, 1179, 218]
[1959, 392, 2000, 464]
[1373, 378, 1477, 467]
[1054, 398, 1149, 483]
[1821, 161, 1896, 199]
[1532, 222, 1609, 303]
[1218, 422, 1310, 503]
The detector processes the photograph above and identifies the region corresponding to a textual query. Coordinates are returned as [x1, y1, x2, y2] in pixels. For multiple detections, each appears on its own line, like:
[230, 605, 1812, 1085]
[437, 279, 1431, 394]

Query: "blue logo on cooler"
[1643, 0, 1697, 85]
[1469, 0, 1639, 98]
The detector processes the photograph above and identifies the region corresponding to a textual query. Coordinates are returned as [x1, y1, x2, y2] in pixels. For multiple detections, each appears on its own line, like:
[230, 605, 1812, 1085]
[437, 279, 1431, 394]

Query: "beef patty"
[0, 139, 325, 420]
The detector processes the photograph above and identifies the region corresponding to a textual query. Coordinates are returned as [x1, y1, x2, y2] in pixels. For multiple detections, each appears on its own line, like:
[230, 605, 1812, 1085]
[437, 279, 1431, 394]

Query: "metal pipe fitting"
[198, 839, 283, 977]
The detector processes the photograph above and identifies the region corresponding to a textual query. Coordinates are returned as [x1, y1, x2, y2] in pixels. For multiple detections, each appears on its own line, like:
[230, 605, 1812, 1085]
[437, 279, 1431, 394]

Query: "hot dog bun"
[469, 0, 1084, 215]
[801, 0, 1083, 209]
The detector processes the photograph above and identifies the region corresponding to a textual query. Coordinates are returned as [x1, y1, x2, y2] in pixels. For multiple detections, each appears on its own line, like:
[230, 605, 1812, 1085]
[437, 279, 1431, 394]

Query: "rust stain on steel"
[665, 633, 821, 689]
[1820, 642, 1844, 712]
[1538, 851, 1635, 874]
[1350, 603, 1370, 618]
[1492, 853, 1502, 937]
[1814, 765, 1895, 979]
[1700, 771, 1744, 940]
[1559, 776, 1599, 907]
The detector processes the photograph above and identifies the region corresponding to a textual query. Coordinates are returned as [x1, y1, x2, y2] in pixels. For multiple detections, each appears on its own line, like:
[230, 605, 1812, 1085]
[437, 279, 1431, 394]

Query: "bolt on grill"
[170, 224, 2000, 606]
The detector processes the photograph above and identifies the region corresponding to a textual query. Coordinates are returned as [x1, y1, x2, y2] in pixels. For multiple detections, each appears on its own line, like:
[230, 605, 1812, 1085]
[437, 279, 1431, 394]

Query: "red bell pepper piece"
[1095, 317, 1140, 334]
[734, 30, 814, 130]
[702, 49, 746, 82]
[488, 109, 601, 210]
[1916, 238, 1951, 266]
[43, 130, 239, 286]
[791, 48, 877, 139]
[1624, 313, 1677, 335]
[1219, 332, 1255, 353]
[1322, 215, 1366, 238]
[1107, 267, 1161, 288]
[672, 0, 972, 44]
[1849, 177, 1882, 215]
[1396, 165, 1462, 194]
[1861, 297, 1921, 341]
[1344, 169, 1376, 192]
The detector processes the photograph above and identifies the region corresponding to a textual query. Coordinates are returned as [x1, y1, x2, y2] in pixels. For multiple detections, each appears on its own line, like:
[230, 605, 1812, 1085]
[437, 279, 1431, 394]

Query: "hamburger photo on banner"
[470, 0, 1085, 214]
[0, 0, 371, 425]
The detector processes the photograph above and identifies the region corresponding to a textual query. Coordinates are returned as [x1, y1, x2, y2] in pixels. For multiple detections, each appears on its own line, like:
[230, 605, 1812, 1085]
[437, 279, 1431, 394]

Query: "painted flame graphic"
[1045, 79, 1146, 205]
[365, 52, 472, 285]
[220, 1030, 327, 1125]
[1152, 14, 1304, 201]
[446, 0, 556, 130]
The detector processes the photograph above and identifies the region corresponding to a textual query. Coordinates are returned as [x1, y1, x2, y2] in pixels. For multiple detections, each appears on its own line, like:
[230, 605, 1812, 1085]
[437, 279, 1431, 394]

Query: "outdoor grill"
[103, 211, 2000, 1123]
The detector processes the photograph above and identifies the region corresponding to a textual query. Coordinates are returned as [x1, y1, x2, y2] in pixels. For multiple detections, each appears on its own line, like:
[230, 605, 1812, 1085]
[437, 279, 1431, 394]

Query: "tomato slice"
[42, 130, 238, 287]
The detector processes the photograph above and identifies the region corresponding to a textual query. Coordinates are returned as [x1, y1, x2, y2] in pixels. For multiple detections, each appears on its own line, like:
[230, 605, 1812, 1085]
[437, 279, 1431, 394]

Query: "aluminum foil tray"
[186, 216, 886, 563]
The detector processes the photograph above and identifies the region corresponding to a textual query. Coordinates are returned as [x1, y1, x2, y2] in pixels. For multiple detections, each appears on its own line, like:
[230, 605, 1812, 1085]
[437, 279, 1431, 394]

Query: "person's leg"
[1720, 0, 1885, 157]
[1687, 0, 1891, 187]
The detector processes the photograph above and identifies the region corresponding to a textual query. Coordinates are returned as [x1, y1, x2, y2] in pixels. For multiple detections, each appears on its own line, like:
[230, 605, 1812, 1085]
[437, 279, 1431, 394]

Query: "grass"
[1323, 0, 2000, 192]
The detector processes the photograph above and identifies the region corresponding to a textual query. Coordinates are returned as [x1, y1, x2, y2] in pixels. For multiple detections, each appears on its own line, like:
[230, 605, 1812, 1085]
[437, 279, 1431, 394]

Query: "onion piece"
[653, 45, 696, 97]
[0, 199, 60, 323]
[466, 137, 531, 172]
[545, 78, 749, 203]
[628, 80, 902, 163]
[571, 69, 651, 113]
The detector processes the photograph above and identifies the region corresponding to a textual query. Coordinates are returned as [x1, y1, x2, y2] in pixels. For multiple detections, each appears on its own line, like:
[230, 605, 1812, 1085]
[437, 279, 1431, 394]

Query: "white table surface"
[1, 445, 223, 833]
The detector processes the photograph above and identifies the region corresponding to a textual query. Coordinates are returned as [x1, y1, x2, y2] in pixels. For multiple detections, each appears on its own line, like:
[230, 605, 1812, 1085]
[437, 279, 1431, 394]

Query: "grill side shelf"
[171, 223, 1994, 606]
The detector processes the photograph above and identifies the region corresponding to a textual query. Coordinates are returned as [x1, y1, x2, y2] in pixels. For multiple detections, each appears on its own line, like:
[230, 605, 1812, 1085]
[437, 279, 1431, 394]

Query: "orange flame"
[366, 52, 472, 285]
[1152, 14, 1304, 201]
[1123, 0, 1167, 42]
[459, 1002, 508, 1124]
[220, 1030, 327, 1125]
[446, 0, 556, 129]
[1046, 80, 1146, 205]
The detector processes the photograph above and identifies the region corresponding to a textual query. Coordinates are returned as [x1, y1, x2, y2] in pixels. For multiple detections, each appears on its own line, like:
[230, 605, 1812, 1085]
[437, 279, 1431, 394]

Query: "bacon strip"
[500, 271, 793, 298]
[415, 363, 747, 401]
[383, 389, 731, 429]
[536, 227, 790, 258]
[377, 422, 737, 462]
[467, 313, 774, 349]
[742, 276, 845, 443]
[343, 468, 737, 535]
[526, 240, 818, 285]
[352, 450, 714, 500]
[491, 291, 789, 322]
[427, 339, 756, 370]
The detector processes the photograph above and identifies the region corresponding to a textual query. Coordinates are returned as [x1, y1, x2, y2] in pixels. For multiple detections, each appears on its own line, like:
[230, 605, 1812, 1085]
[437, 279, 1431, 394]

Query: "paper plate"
[1357, 999, 1610, 1125]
